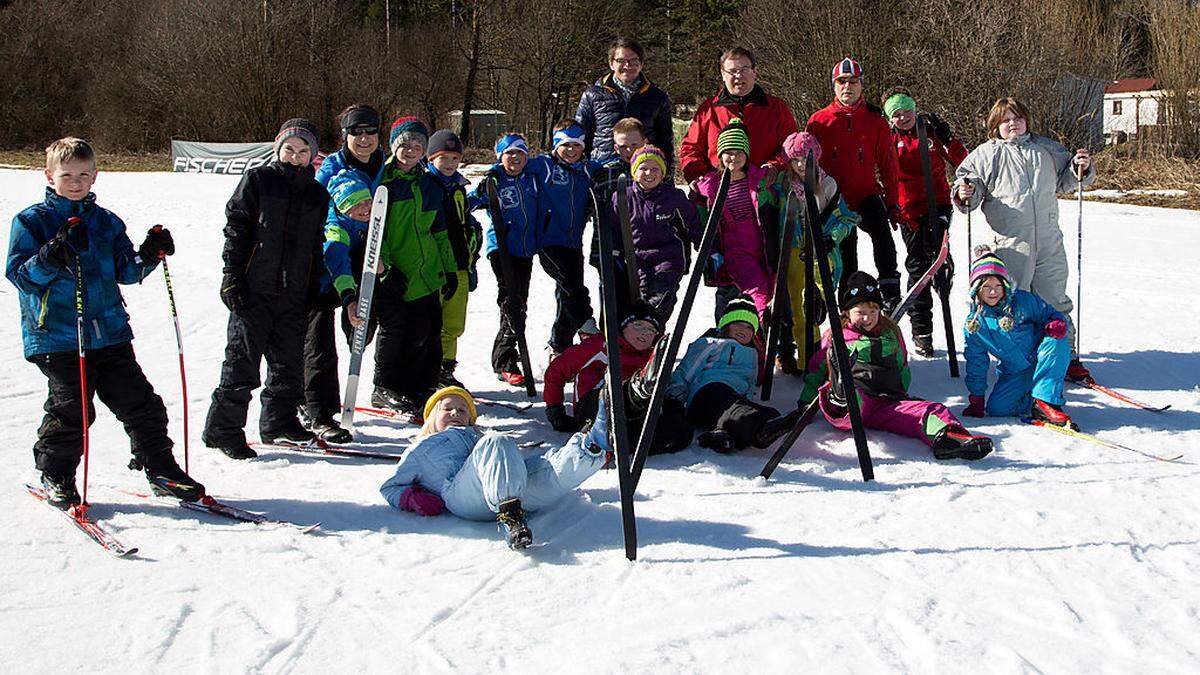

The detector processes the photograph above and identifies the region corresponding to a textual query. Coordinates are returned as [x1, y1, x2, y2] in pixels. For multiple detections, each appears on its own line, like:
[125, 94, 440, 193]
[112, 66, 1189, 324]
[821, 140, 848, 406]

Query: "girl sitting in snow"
[960, 247, 1077, 430]
[380, 386, 610, 549]
[799, 271, 993, 460]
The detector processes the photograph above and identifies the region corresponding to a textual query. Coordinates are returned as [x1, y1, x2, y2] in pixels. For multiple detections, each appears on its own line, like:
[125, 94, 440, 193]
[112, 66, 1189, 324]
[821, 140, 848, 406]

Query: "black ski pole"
[916, 115, 959, 377]
[615, 174, 640, 302]
[760, 191, 794, 401]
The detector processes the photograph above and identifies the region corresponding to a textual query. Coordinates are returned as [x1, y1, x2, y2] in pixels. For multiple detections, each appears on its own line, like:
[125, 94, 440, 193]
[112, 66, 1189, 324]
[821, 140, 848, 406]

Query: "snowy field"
[1, 166, 1198, 673]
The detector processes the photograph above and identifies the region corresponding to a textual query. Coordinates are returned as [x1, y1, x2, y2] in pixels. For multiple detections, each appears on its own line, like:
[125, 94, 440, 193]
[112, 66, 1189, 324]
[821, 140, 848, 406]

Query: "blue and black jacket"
[467, 164, 542, 259]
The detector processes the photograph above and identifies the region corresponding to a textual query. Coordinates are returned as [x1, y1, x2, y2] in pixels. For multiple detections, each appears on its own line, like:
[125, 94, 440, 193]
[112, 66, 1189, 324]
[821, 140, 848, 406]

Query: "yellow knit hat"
[423, 386, 477, 423]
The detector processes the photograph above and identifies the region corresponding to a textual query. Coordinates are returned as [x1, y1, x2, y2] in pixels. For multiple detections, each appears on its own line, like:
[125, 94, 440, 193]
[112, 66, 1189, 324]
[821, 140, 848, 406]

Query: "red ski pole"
[153, 226, 189, 472]
[68, 216, 90, 507]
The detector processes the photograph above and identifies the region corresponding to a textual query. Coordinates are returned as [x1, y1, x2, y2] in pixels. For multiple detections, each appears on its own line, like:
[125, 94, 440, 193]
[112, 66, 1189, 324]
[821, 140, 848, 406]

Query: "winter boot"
[215, 443, 258, 460]
[776, 348, 799, 375]
[498, 370, 526, 387]
[931, 425, 994, 461]
[496, 498, 533, 550]
[310, 417, 352, 444]
[1065, 359, 1093, 384]
[132, 455, 206, 502]
[754, 407, 803, 448]
[912, 333, 935, 358]
[698, 430, 738, 454]
[262, 418, 318, 446]
[39, 472, 81, 509]
[371, 386, 407, 412]
[439, 360, 465, 389]
[1032, 398, 1080, 431]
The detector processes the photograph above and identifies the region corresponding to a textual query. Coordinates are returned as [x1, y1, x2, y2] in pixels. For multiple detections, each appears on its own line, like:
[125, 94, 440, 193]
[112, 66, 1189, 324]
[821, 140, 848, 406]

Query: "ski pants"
[31, 341, 173, 477]
[440, 431, 606, 521]
[489, 252, 534, 374]
[303, 290, 354, 420]
[686, 382, 779, 450]
[615, 266, 683, 327]
[899, 206, 954, 339]
[204, 296, 307, 446]
[713, 276, 772, 328]
[985, 334, 1071, 416]
[820, 389, 959, 448]
[440, 269, 470, 362]
[786, 254, 831, 368]
[538, 245, 594, 352]
[992, 224, 1077, 354]
[372, 278, 442, 403]
[841, 195, 900, 298]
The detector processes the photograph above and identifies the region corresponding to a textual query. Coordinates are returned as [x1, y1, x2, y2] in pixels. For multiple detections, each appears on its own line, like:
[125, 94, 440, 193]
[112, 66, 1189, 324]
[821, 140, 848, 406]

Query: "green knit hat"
[718, 295, 760, 333]
[883, 93, 916, 119]
[329, 169, 372, 215]
[716, 118, 751, 156]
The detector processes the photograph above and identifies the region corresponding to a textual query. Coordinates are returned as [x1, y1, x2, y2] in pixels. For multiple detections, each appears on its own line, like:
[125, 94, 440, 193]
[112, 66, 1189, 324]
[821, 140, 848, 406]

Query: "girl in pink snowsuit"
[799, 271, 993, 460]
[697, 118, 773, 321]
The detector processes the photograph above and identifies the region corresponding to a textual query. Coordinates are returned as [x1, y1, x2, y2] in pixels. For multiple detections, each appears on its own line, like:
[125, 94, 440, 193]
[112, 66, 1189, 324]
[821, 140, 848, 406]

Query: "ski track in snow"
[0, 168, 1198, 671]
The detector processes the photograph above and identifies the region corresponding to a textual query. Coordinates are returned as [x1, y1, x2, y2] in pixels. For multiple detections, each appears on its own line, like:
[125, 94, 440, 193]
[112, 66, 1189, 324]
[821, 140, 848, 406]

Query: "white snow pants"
[993, 221, 1077, 354]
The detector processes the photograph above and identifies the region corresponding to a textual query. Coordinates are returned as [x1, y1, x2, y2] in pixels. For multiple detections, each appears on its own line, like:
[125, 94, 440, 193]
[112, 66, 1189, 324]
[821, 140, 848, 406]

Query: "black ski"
[759, 397, 822, 479]
[915, 115, 959, 377]
[595, 187, 640, 561]
[760, 192, 795, 401]
[615, 173, 640, 301]
[805, 153, 874, 481]
[485, 176, 537, 397]
[630, 170, 732, 485]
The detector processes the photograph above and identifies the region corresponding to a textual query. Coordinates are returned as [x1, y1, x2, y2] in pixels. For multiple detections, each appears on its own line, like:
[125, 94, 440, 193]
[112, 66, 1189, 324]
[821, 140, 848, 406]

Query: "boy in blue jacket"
[6, 137, 204, 506]
[961, 247, 1076, 429]
[467, 133, 542, 387]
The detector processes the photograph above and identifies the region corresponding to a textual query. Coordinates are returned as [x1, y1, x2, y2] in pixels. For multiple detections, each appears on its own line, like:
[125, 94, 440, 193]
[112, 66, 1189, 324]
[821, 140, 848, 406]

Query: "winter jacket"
[7, 189, 158, 358]
[543, 333, 652, 408]
[800, 322, 911, 406]
[377, 161, 455, 302]
[526, 154, 601, 251]
[575, 73, 675, 167]
[467, 165, 543, 259]
[806, 100, 900, 212]
[315, 147, 387, 190]
[891, 126, 968, 226]
[963, 289, 1066, 398]
[757, 169, 858, 281]
[317, 150, 387, 296]
[698, 165, 768, 287]
[680, 85, 798, 184]
[609, 181, 700, 286]
[222, 161, 329, 302]
[427, 165, 482, 273]
[667, 330, 759, 407]
[381, 425, 486, 499]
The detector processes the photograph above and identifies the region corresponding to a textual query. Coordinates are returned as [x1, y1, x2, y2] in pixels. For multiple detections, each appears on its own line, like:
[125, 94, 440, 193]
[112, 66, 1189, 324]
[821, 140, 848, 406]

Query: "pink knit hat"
[783, 132, 822, 163]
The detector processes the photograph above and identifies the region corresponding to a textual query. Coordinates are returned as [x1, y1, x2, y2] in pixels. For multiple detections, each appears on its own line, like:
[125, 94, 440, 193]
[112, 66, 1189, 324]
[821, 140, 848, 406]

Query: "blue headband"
[552, 123, 585, 149]
[494, 134, 529, 158]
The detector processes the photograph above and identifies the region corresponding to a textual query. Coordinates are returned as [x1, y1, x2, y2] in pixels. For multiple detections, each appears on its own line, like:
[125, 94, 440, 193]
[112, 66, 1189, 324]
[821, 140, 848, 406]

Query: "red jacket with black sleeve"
[542, 334, 652, 408]
[805, 100, 900, 212]
[890, 126, 968, 227]
[680, 85, 798, 184]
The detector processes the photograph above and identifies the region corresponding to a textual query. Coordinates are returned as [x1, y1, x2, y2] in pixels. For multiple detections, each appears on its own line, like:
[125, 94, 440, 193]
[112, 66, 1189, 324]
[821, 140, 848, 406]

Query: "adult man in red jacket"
[806, 58, 902, 307]
[680, 47, 797, 187]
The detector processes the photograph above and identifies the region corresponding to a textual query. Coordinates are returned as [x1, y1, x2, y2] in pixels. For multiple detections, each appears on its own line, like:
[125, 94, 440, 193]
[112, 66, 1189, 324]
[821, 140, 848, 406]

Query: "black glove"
[441, 272, 459, 301]
[220, 272, 246, 312]
[926, 112, 954, 146]
[545, 404, 581, 433]
[137, 225, 174, 261]
[39, 218, 82, 269]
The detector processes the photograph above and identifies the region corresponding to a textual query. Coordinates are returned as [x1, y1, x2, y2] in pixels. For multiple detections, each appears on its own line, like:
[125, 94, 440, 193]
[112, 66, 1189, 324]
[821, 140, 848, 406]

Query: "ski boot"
[1065, 359, 1093, 384]
[299, 406, 352, 444]
[931, 425, 994, 461]
[880, 275, 902, 315]
[496, 498, 533, 550]
[698, 430, 738, 454]
[39, 472, 81, 509]
[261, 418, 318, 446]
[132, 456, 206, 502]
[439, 360, 465, 389]
[754, 408, 803, 448]
[498, 370, 526, 387]
[1032, 398, 1080, 431]
[912, 333, 935, 358]
[217, 443, 258, 460]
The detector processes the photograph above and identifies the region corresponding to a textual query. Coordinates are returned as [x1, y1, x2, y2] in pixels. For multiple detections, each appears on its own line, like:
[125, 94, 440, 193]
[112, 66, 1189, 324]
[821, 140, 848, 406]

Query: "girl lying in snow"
[380, 386, 610, 549]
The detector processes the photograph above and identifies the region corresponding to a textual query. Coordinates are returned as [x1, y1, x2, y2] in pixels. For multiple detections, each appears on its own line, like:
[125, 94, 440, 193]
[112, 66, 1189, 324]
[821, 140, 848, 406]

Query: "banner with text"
[170, 140, 274, 174]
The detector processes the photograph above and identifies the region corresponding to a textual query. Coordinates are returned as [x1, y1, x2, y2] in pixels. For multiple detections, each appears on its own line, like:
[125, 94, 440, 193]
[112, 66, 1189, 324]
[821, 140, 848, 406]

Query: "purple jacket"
[609, 182, 700, 283]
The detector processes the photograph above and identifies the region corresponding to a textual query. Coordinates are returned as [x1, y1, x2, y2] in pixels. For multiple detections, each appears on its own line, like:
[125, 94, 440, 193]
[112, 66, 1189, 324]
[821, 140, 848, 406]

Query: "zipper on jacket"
[244, 242, 262, 274]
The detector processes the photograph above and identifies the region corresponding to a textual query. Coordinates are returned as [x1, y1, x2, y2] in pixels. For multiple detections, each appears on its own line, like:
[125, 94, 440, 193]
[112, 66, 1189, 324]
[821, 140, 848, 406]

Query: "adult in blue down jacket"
[380, 386, 610, 550]
[575, 37, 675, 173]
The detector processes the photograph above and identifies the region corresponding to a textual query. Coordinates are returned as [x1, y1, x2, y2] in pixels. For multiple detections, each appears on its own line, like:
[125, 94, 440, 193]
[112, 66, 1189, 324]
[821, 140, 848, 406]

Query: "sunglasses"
[345, 125, 379, 136]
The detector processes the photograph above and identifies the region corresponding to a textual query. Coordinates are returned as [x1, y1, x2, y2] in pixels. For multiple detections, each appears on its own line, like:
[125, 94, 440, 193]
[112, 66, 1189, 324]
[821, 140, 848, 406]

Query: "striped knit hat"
[630, 145, 667, 177]
[328, 169, 372, 215]
[831, 57, 863, 82]
[389, 116, 429, 153]
[966, 245, 1015, 333]
[274, 118, 319, 155]
[718, 295, 760, 333]
[716, 118, 750, 156]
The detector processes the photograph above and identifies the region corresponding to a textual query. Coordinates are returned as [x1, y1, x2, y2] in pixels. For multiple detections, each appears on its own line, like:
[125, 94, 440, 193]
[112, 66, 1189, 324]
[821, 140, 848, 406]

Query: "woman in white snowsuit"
[380, 386, 610, 548]
[953, 97, 1094, 378]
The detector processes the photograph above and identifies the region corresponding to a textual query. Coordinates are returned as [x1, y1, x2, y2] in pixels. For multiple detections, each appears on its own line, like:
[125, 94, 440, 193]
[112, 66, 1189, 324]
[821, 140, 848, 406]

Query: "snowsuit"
[204, 161, 328, 446]
[608, 180, 700, 319]
[7, 188, 174, 477]
[667, 330, 778, 450]
[427, 165, 482, 362]
[575, 73, 675, 169]
[953, 133, 1094, 352]
[380, 426, 606, 520]
[699, 165, 773, 321]
[892, 125, 968, 340]
[527, 154, 599, 352]
[467, 166, 542, 374]
[680, 85, 797, 184]
[963, 289, 1071, 416]
[806, 100, 902, 290]
[800, 322, 961, 449]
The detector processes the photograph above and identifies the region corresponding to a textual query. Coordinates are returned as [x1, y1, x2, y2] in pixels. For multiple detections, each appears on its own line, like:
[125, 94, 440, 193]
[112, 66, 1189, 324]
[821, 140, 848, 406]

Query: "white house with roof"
[1103, 78, 1163, 143]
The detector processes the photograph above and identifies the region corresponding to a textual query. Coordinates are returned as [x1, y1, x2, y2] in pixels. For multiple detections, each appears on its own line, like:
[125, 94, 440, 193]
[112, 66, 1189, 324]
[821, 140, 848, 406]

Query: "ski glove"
[925, 112, 954, 146]
[441, 272, 459, 302]
[962, 395, 986, 418]
[220, 272, 246, 312]
[398, 485, 446, 516]
[545, 404, 581, 433]
[1044, 318, 1067, 340]
[40, 218, 83, 269]
[137, 225, 175, 261]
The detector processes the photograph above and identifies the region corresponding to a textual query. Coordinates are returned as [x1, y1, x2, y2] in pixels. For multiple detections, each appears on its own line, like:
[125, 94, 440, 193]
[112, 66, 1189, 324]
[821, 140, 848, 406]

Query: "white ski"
[340, 185, 389, 433]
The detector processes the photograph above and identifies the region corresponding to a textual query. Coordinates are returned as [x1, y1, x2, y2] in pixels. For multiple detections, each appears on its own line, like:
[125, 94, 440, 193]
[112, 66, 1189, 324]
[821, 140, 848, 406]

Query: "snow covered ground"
[1, 167, 1198, 672]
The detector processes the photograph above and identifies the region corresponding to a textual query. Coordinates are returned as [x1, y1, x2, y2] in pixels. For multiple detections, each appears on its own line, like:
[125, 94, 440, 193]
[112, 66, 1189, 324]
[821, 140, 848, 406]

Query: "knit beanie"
[965, 245, 1015, 333]
[782, 131, 822, 163]
[328, 169, 372, 215]
[883, 93, 917, 119]
[839, 270, 884, 312]
[494, 133, 529, 158]
[831, 57, 863, 82]
[716, 118, 751, 156]
[622, 299, 663, 334]
[423, 386, 477, 425]
[427, 130, 465, 161]
[553, 122, 586, 149]
[274, 118, 319, 154]
[389, 116, 430, 153]
[718, 295, 760, 333]
[630, 145, 667, 177]
[340, 105, 381, 134]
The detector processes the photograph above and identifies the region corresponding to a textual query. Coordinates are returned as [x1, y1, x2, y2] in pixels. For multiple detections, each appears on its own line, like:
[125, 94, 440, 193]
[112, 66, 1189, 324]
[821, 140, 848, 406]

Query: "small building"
[1103, 78, 1163, 144]
[447, 109, 507, 148]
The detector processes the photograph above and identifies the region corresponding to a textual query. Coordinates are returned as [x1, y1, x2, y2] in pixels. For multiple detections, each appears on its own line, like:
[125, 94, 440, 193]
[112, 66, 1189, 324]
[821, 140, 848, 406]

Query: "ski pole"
[68, 217, 90, 506]
[158, 243, 189, 473]
[1076, 162, 1084, 355]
